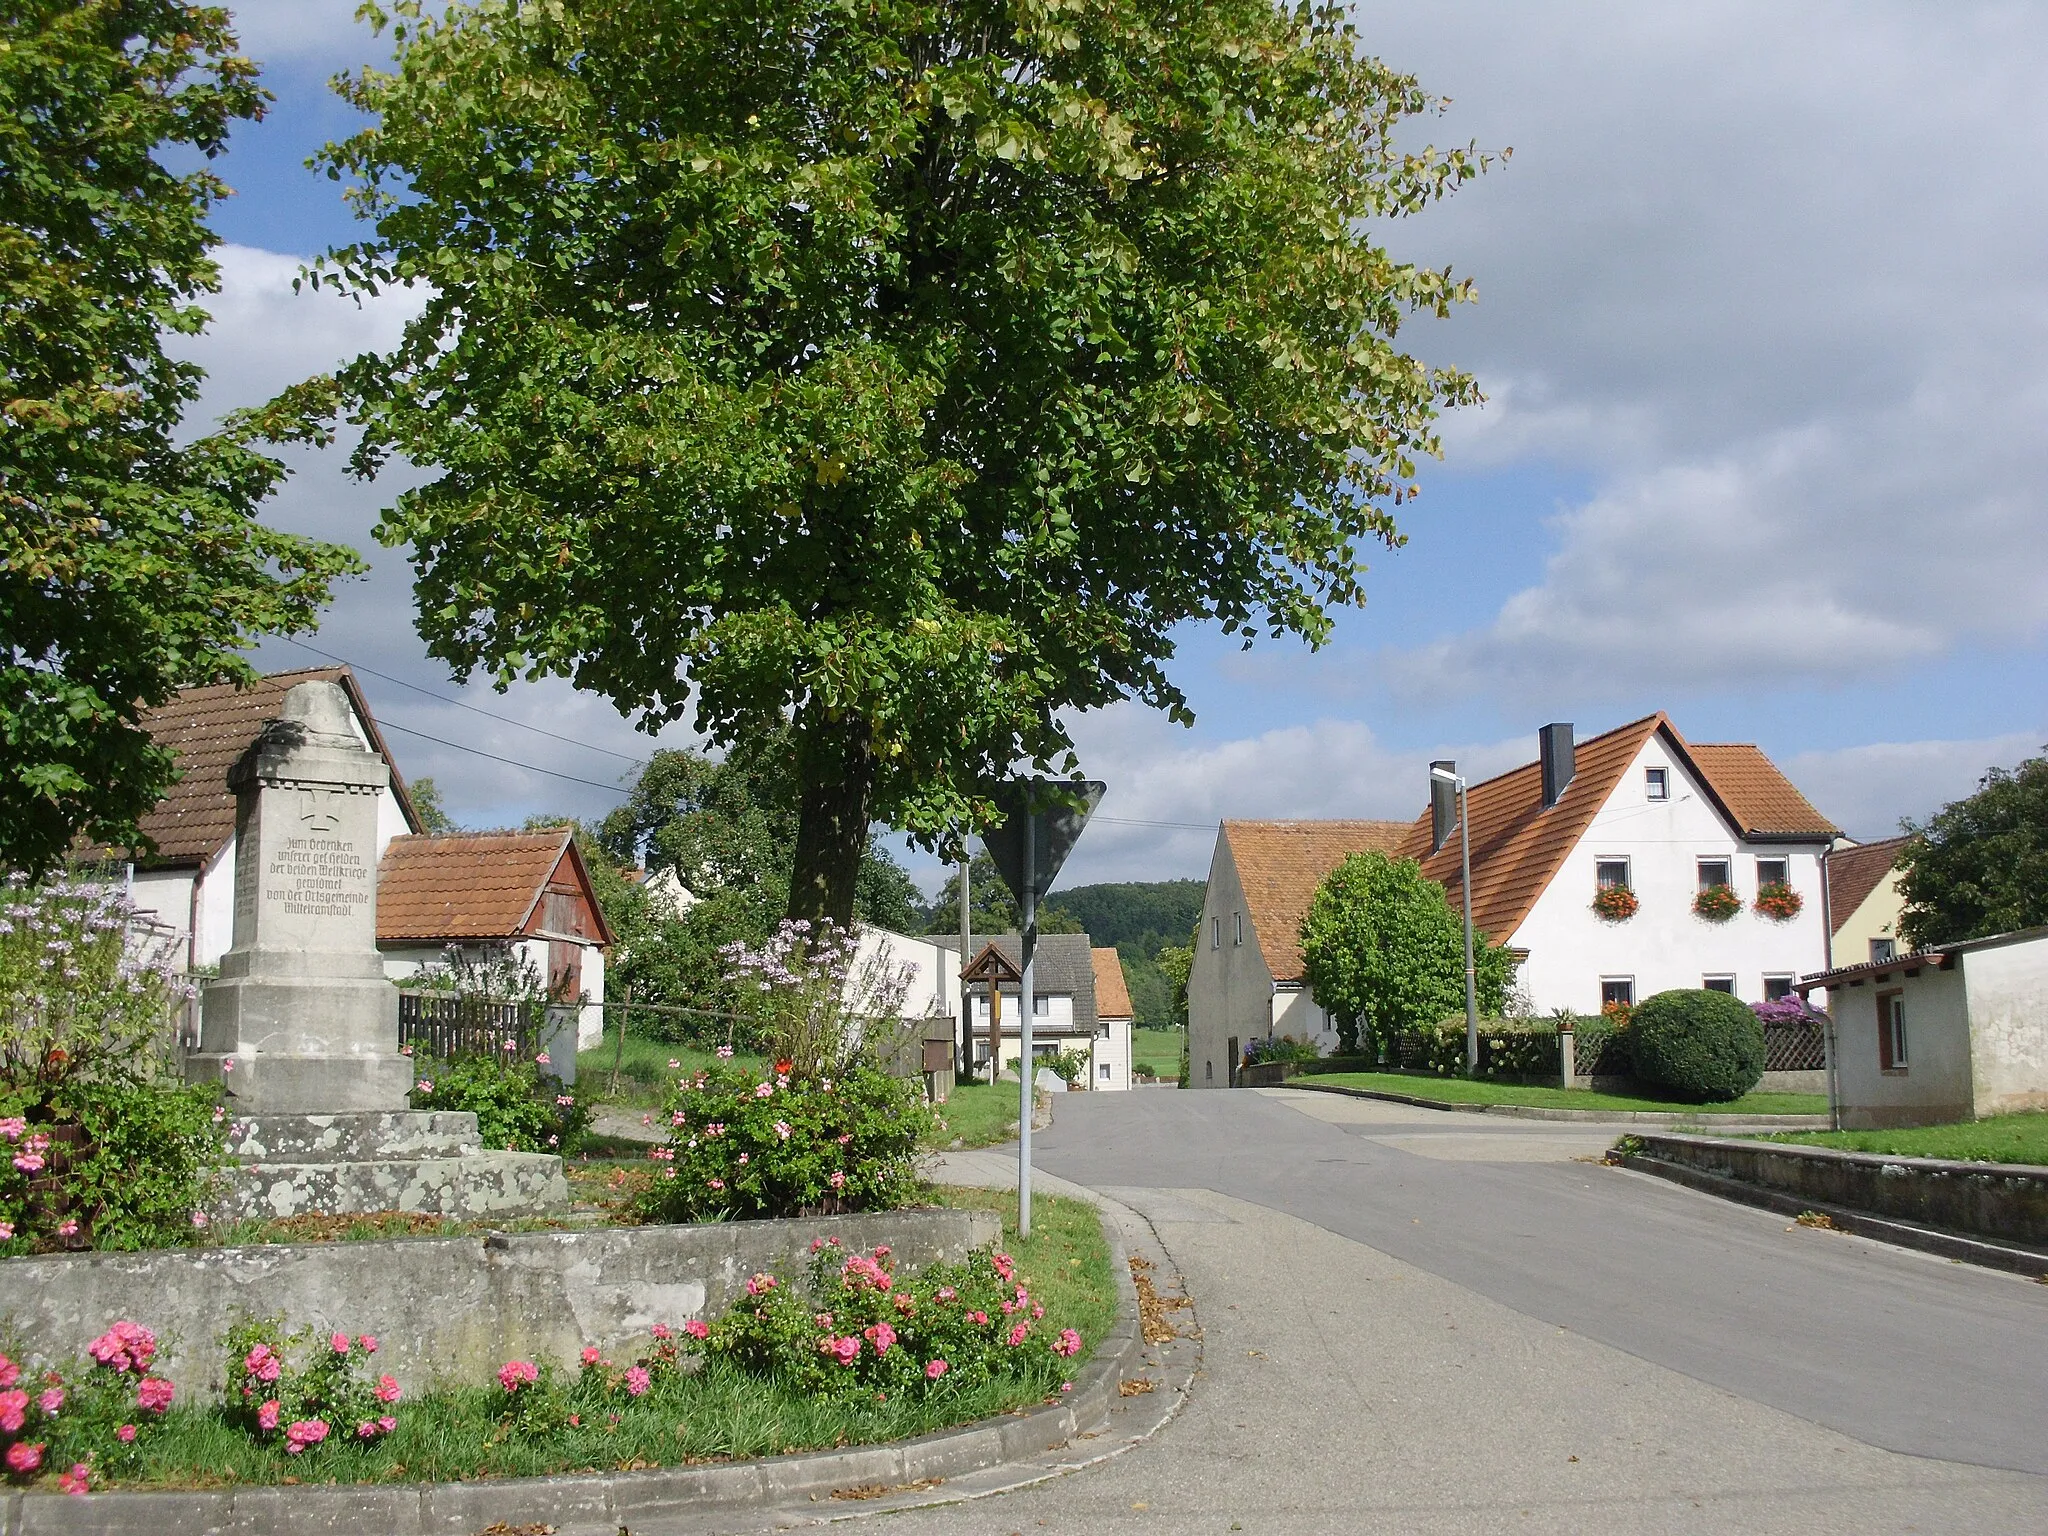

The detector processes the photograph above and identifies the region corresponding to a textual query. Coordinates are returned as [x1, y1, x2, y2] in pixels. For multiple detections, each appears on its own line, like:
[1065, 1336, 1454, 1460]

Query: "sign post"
[984, 779, 1104, 1239]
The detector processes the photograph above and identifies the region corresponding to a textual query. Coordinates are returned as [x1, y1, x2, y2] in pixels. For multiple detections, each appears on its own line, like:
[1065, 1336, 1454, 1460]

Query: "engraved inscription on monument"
[269, 833, 371, 919]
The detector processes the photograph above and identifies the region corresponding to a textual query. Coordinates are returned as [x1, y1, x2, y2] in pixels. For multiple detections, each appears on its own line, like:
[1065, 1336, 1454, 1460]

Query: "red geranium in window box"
[1591, 885, 1639, 922]
[1693, 884, 1741, 922]
[1754, 882, 1803, 921]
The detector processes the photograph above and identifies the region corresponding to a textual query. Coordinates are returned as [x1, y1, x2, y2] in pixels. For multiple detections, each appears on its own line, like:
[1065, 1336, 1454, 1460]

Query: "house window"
[1756, 857, 1789, 888]
[1763, 974, 1796, 1002]
[1099, 1062, 1111, 1080]
[1205, 1060, 1213, 1081]
[1877, 989, 1907, 1070]
[1645, 767, 1669, 801]
[1703, 975, 1737, 995]
[1600, 977, 1635, 1008]
[1595, 857, 1631, 890]
[1212, 916, 1221, 950]
[1033, 995, 1049, 1016]
[1870, 937, 1896, 964]
[1234, 912, 1243, 946]
[1697, 857, 1732, 892]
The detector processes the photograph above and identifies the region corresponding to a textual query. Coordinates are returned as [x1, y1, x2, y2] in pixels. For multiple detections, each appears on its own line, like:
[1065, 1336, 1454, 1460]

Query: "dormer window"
[1645, 767, 1669, 801]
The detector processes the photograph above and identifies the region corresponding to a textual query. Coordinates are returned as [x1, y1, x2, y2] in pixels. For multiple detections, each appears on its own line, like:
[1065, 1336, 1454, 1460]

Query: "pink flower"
[284, 1419, 329, 1453]
[39, 1386, 64, 1415]
[534, 1052, 550, 1065]
[0, 1357, 12, 1390]
[244, 1344, 282, 1383]
[707, 1177, 725, 1191]
[835, 1133, 852, 1145]
[773, 1120, 791, 1140]
[417, 1079, 434, 1093]
[0, 1118, 21, 1141]
[1008, 1323, 1030, 1347]
[0, 1221, 12, 1240]
[375, 1375, 402, 1404]
[716, 1045, 734, 1059]
[13, 1152, 46, 1174]
[137, 1377, 175, 1413]
[581, 1347, 602, 1368]
[377, 1415, 396, 1433]
[683, 1320, 710, 1341]
[330, 1332, 352, 1355]
[0, 1389, 27, 1433]
[88, 1322, 157, 1375]
[753, 1082, 774, 1098]
[828, 1170, 847, 1189]
[745, 1272, 777, 1296]
[116, 1424, 137, 1443]
[968, 1311, 989, 1326]
[935, 1286, 957, 1303]
[358, 1335, 378, 1354]
[668, 1059, 680, 1069]
[737, 1152, 749, 1165]
[1052, 1328, 1082, 1358]
[55, 1218, 78, 1237]
[1061, 1380, 1073, 1393]
[497, 1360, 539, 1393]
[257, 1400, 281, 1431]
[221, 1058, 234, 1072]
[651, 1323, 672, 1341]
[5, 1442, 42, 1475]
[190, 1210, 208, 1229]
[925, 1359, 949, 1380]
[863, 1322, 896, 1355]
[356, 1420, 380, 1439]
[624, 1366, 651, 1397]
[830, 1336, 860, 1366]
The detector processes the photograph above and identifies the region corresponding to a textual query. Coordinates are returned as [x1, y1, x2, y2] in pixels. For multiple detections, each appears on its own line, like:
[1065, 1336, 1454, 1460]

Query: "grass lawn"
[928, 1080, 1028, 1149]
[1755, 1111, 2048, 1165]
[1302, 1071, 1828, 1117]
[1132, 1027, 1182, 1080]
[574, 1030, 764, 1106]
[62, 1188, 1112, 1493]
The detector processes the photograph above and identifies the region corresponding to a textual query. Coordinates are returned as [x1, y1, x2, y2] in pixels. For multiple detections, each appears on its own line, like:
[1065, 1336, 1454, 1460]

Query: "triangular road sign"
[983, 779, 1105, 907]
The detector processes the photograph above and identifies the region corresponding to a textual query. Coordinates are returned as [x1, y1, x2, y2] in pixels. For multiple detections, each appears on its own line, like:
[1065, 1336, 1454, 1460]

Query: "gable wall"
[1510, 733, 1829, 1012]
[1834, 863, 1907, 968]
[1188, 833, 1276, 1087]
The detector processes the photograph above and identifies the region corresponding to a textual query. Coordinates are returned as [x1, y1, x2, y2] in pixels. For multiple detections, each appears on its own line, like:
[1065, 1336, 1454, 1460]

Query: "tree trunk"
[786, 711, 875, 931]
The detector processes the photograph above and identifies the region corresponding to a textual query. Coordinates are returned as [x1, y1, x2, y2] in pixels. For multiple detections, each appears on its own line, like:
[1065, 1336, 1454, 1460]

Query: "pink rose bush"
[0, 1322, 182, 1488]
[706, 1243, 1086, 1401]
[222, 1319, 397, 1454]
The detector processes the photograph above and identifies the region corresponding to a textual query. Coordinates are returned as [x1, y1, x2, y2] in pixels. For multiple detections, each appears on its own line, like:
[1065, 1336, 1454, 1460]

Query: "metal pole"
[1018, 815, 1036, 1241]
[958, 853, 972, 1081]
[1459, 778, 1479, 1075]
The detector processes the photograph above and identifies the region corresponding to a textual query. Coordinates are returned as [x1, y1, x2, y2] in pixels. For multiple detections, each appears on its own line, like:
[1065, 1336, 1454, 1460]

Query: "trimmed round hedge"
[1629, 989, 1765, 1103]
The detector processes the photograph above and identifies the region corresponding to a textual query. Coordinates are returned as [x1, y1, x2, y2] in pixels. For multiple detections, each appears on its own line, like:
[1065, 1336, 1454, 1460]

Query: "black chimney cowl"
[1540, 723, 1575, 809]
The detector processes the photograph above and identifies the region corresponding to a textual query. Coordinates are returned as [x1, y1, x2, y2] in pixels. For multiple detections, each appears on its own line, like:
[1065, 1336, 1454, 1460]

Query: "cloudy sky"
[186, 1, 2047, 891]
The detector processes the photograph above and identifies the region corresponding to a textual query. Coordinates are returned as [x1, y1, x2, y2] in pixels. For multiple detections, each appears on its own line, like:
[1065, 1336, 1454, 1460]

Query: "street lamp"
[1430, 764, 1480, 1075]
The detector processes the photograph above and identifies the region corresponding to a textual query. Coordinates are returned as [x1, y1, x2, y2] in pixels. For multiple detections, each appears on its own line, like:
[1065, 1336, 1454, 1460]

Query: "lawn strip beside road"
[1755, 1111, 2048, 1165]
[927, 1081, 1026, 1148]
[1302, 1070, 1826, 1117]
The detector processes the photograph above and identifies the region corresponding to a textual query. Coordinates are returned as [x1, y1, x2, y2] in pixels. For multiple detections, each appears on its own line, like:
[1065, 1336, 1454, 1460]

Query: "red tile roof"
[1686, 744, 1839, 840]
[119, 667, 419, 866]
[376, 830, 613, 946]
[1223, 820, 1413, 982]
[1826, 835, 1910, 934]
[1091, 947, 1133, 1020]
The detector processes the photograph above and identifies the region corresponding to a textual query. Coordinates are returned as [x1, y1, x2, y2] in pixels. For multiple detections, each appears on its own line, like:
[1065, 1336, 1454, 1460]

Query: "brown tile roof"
[1224, 820, 1412, 982]
[120, 667, 419, 866]
[1091, 947, 1133, 1020]
[1686, 744, 1840, 840]
[1826, 835, 1910, 933]
[376, 829, 613, 946]
[1396, 715, 1667, 944]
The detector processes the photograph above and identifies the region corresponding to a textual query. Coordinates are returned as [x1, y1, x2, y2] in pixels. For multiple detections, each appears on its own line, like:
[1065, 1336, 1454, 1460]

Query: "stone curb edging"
[1276, 1080, 1830, 1128]
[3, 1212, 1160, 1536]
[1618, 1151, 2048, 1279]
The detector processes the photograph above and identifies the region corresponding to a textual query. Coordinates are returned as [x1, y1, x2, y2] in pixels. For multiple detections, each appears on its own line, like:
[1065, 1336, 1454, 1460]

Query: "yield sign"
[983, 779, 1105, 907]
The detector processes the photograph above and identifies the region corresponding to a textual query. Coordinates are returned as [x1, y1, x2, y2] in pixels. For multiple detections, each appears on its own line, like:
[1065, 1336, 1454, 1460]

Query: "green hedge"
[1630, 990, 1765, 1103]
[1389, 1017, 1563, 1079]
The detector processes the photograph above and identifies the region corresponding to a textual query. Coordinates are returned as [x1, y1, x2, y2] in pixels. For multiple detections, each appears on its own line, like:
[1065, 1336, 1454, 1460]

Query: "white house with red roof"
[1188, 716, 1840, 1085]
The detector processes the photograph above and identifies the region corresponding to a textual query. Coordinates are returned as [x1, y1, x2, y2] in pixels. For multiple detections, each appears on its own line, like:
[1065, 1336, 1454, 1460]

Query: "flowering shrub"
[706, 1240, 1083, 1401]
[637, 1058, 928, 1222]
[1753, 881, 1804, 921]
[1390, 1016, 1562, 1079]
[1590, 884, 1640, 922]
[410, 1048, 590, 1153]
[0, 875, 227, 1253]
[1692, 884, 1741, 922]
[221, 1319, 399, 1452]
[1241, 1035, 1322, 1067]
[0, 1323, 179, 1492]
[723, 919, 922, 1077]
[1752, 995, 1818, 1026]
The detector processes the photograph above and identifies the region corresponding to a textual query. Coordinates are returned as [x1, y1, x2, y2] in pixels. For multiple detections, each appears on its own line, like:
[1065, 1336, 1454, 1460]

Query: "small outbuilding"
[1802, 926, 2048, 1128]
[1089, 948, 1135, 1092]
[377, 829, 614, 1049]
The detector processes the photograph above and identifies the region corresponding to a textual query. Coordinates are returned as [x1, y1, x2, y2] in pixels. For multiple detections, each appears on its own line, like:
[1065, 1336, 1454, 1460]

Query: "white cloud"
[226, 1, 400, 65]
[1785, 730, 2045, 843]
[1349, 0, 2048, 698]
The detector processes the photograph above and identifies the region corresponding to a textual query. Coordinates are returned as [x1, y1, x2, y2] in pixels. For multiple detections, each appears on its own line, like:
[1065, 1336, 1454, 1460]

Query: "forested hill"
[1045, 880, 1205, 1028]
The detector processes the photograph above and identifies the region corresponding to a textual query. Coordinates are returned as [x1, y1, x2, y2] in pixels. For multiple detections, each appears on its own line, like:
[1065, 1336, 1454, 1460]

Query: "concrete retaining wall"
[1626, 1133, 2048, 1246]
[0, 1208, 999, 1399]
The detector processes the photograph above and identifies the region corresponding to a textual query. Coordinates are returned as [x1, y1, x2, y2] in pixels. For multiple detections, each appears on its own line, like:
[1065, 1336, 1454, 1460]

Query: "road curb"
[3, 1198, 1195, 1536]
[1275, 1080, 1830, 1128]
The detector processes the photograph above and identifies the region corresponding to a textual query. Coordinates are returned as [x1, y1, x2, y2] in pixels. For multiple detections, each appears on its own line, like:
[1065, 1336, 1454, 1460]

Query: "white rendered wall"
[1960, 936, 2048, 1117]
[1834, 864, 1907, 968]
[1271, 986, 1338, 1052]
[1091, 1018, 1132, 1091]
[1509, 736, 1829, 1013]
[126, 867, 196, 962]
[1826, 965, 1973, 1128]
[854, 927, 953, 1023]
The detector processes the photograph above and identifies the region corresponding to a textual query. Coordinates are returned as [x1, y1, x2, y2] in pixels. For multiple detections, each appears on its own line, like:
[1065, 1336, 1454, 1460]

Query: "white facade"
[126, 704, 416, 975]
[1090, 1016, 1133, 1091]
[853, 926, 958, 1024]
[1510, 735, 1830, 1014]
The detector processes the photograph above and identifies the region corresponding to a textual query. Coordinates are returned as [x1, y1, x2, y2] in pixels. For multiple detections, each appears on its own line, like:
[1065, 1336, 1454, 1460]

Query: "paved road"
[1038, 1088, 2048, 1475]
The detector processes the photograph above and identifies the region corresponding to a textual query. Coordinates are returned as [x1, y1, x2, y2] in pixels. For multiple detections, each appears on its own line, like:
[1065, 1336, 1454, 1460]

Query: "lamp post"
[1430, 765, 1479, 1074]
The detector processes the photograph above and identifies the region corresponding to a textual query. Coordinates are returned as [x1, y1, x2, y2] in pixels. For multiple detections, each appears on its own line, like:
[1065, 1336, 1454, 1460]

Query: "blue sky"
[187, 2, 2048, 892]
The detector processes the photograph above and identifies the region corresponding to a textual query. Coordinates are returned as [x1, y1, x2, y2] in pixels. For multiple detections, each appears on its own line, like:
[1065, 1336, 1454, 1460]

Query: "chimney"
[1540, 723, 1575, 809]
[1430, 760, 1458, 853]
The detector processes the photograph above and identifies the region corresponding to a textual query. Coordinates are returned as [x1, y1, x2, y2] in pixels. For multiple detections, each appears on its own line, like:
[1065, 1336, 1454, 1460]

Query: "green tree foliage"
[1298, 852, 1514, 1055]
[407, 775, 458, 834]
[288, 0, 1490, 924]
[0, 2, 360, 876]
[1155, 940, 1193, 1030]
[1897, 751, 2048, 948]
[1050, 879, 1204, 1026]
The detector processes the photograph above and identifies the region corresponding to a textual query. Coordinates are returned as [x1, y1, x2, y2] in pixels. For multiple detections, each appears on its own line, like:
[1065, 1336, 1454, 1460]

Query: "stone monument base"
[215, 1111, 570, 1223]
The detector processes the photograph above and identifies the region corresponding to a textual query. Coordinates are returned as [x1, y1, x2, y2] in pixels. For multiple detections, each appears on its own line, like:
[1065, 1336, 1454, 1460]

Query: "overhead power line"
[373, 719, 632, 797]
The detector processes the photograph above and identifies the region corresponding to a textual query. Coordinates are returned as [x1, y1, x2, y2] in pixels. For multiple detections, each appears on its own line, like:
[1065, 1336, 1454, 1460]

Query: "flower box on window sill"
[1754, 882, 1803, 921]
[1591, 885, 1640, 922]
[1693, 884, 1741, 922]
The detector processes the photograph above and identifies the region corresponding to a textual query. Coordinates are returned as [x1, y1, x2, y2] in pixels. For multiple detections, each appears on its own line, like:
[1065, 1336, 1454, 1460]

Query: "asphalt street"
[758, 1087, 2048, 1535]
